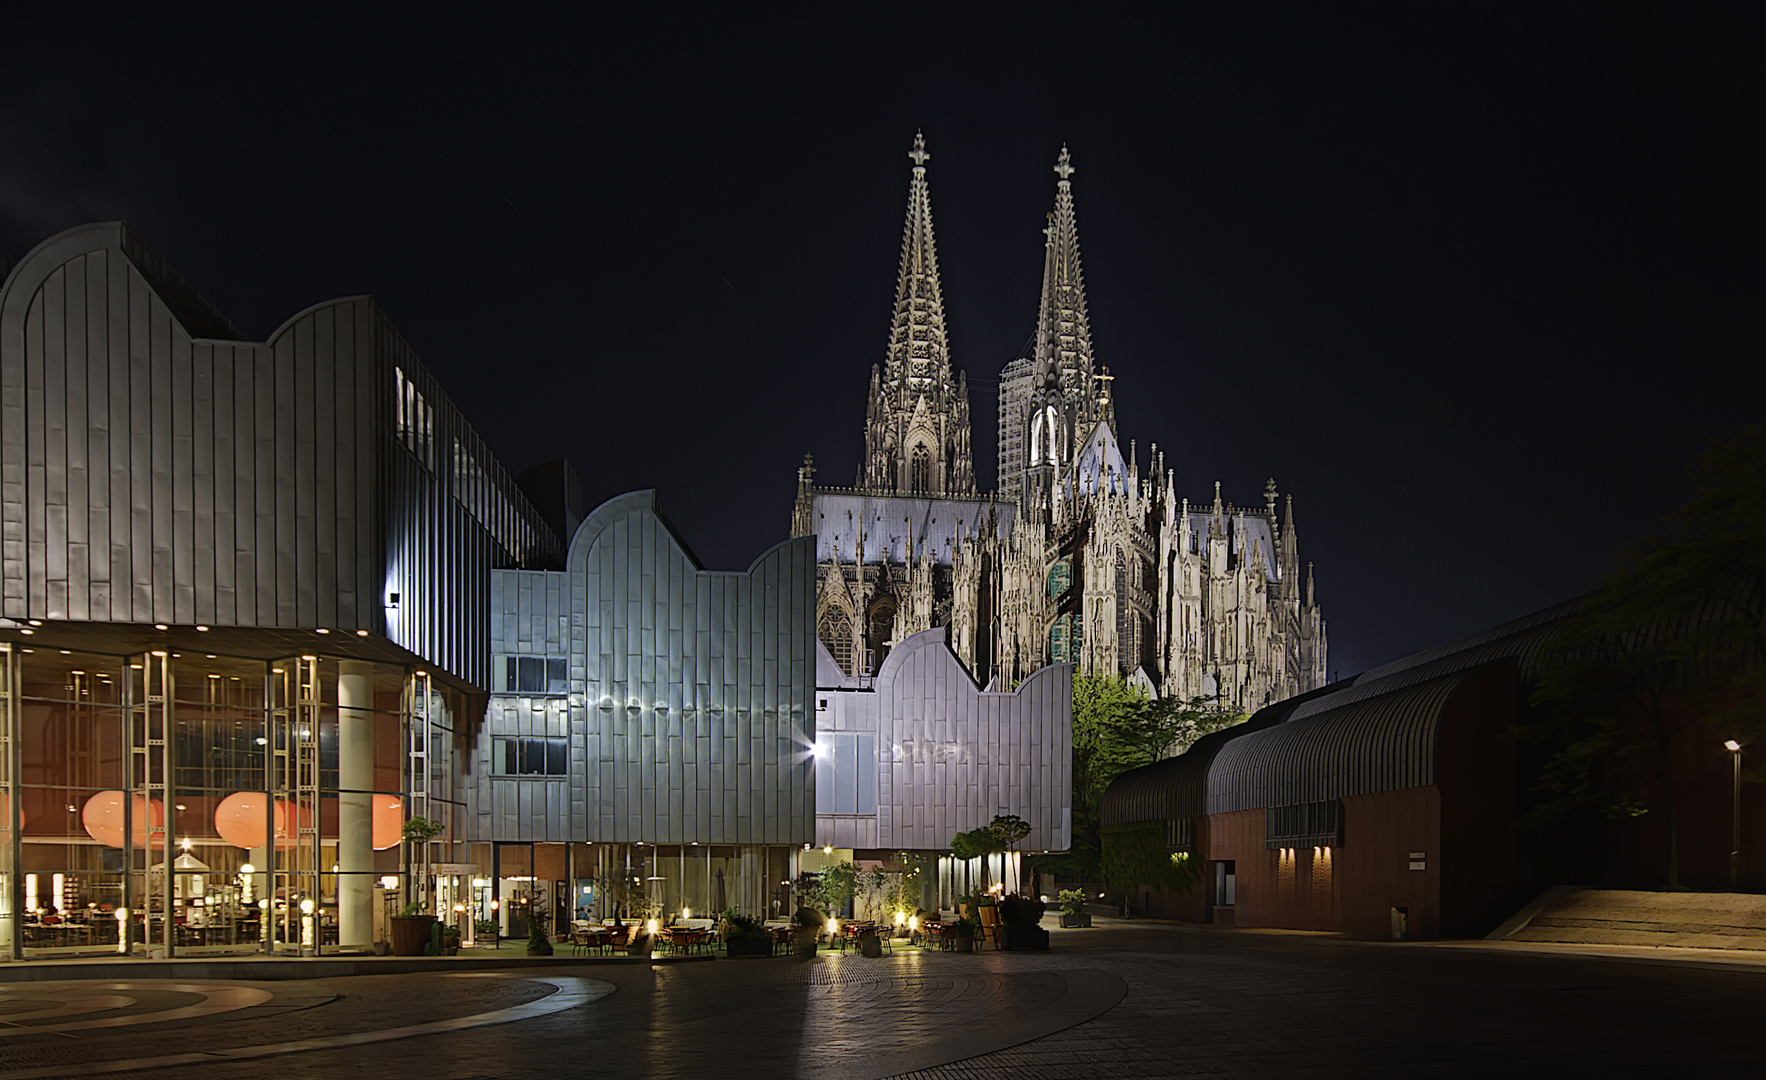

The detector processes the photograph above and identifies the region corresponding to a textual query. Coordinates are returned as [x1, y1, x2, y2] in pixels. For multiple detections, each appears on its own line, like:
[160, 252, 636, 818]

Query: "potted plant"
[525, 902, 554, 956]
[1058, 889, 1092, 928]
[952, 915, 976, 953]
[997, 893, 1050, 951]
[439, 923, 462, 955]
[792, 907, 824, 959]
[390, 900, 437, 956]
[721, 913, 772, 959]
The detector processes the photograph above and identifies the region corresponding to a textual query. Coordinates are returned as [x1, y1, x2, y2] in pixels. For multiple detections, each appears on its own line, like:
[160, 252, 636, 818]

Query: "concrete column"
[337, 661, 374, 948]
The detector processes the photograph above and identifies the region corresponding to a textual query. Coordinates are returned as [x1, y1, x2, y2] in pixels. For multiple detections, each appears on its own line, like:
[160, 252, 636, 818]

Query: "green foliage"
[988, 814, 1031, 851]
[949, 828, 1000, 862]
[854, 865, 887, 916]
[885, 853, 926, 914]
[819, 861, 858, 908]
[1061, 677, 1244, 878]
[1057, 888, 1088, 916]
[395, 900, 429, 917]
[793, 872, 829, 913]
[722, 913, 766, 941]
[401, 817, 444, 843]
[474, 918, 500, 937]
[792, 906, 826, 929]
[1526, 426, 1766, 888]
[1101, 821, 1204, 894]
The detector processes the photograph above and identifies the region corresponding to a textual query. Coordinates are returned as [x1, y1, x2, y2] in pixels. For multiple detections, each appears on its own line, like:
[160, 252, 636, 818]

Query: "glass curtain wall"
[0, 643, 425, 960]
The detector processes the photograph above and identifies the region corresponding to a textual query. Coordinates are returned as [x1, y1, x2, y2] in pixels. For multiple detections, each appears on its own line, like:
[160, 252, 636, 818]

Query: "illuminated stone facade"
[794, 140, 1329, 711]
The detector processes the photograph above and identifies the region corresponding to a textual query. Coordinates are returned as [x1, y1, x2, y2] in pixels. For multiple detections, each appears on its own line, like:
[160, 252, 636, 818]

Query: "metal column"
[404, 670, 433, 912]
[128, 650, 175, 958]
[1, 643, 19, 962]
[270, 656, 322, 953]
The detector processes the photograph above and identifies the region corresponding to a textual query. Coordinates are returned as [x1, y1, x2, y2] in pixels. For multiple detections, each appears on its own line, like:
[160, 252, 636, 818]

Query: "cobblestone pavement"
[0, 920, 1762, 1078]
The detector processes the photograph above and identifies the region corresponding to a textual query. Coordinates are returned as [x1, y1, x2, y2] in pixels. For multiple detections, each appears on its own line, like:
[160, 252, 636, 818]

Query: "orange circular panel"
[372, 794, 405, 850]
[213, 791, 276, 849]
[82, 791, 164, 848]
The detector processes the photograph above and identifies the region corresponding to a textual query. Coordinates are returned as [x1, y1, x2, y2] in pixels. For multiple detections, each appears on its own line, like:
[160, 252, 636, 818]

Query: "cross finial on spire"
[908, 131, 930, 168]
[1053, 144, 1075, 181]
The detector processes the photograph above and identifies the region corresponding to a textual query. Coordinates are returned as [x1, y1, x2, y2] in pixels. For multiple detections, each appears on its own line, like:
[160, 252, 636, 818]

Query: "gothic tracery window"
[1115, 547, 1130, 675]
[818, 606, 855, 674]
[910, 444, 931, 494]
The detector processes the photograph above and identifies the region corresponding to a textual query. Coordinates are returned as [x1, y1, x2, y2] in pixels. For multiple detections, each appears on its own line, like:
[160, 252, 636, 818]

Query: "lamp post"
[1725, 740, 1743, 892]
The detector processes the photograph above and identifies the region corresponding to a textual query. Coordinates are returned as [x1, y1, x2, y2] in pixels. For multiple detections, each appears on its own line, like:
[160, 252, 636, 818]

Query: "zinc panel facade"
[0, 222, 559, 689]
[475, 491, 816, 845]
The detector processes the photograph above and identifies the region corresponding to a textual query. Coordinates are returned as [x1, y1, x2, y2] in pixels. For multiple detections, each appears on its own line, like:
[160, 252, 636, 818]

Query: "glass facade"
[0, 640, 467, 959]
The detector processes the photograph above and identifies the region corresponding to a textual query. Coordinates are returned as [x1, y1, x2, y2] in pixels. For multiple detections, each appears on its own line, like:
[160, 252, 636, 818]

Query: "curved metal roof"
[1285, 597, 1579, 724]
[1099, 678, 1347, 830]
[1205, 667, 1480, 815]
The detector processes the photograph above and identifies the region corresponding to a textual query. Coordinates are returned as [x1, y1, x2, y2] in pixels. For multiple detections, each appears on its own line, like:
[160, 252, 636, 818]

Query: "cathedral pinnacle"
[1033, 143, 1098, 432]
[908, 130, 930, 171]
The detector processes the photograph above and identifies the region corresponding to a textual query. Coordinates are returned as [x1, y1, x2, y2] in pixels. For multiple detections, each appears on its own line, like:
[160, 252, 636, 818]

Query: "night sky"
[3, 7, 1759, 677]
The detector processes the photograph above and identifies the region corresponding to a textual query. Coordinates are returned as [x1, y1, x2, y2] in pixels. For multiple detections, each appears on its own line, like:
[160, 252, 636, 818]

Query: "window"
[814, 732, 877, 816]
[393, 367, 434, 471]
[1115, 548, 1130, 673]
[494, 736, 568, 776]
[498, 656, 568, 695]
[818, 607, 854, 674]
[909, 444, 931, 494]
[1265, 799, 1342, 849]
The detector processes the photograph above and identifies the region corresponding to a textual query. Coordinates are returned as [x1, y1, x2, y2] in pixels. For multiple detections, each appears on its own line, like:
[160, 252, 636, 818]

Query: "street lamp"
[1726, 740, 1743, 892]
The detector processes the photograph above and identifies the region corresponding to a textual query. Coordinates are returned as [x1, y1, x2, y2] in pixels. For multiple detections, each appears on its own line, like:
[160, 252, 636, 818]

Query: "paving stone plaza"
[0, 919, 1758, 1078]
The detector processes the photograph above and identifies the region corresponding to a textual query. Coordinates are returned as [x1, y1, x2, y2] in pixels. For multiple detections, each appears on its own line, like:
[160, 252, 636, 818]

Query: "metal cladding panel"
[0, 223, 561, 689]
[829, 628, 1071, 852]
[536, 491, 814, 845]
[1206, 670, 1478, 815]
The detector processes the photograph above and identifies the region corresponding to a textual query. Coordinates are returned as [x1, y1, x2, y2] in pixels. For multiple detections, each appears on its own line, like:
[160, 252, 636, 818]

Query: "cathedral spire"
[862, 132, 974, 494]
[1033, 144, 1099, 432]
[885, 131, 950, 391]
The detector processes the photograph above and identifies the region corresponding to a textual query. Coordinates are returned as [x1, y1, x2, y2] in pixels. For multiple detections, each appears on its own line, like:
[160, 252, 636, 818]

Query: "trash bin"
[1390, 906, 1408, 940]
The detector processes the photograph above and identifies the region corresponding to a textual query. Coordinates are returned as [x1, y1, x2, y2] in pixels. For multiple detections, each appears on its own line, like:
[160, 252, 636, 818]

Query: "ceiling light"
[315, 628, 330, 635]
[356, 629, 369, 637]
[18, 629, 31, 635]
[154, 624, 168, 631]
[26, 620, 41, 627]
[196, 625, 209, 632]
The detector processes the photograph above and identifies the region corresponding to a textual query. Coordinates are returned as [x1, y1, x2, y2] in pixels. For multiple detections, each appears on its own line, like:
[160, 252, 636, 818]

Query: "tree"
[950, 827, 1002, 892]
[1056, 676, 1244, 879]
[1528, 426, 1766, 889]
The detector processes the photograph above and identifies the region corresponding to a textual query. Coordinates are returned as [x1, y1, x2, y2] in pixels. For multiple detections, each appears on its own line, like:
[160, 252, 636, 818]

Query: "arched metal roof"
[1206, 668, 1480, 815]
[1286, 598, 1579, 724]
[1099, 678, 1347, 831]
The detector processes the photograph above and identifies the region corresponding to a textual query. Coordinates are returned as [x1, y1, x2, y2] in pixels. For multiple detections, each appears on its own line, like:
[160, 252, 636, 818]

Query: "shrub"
[997, 893, 1047, 926]
[1058, 889, 1088, 916]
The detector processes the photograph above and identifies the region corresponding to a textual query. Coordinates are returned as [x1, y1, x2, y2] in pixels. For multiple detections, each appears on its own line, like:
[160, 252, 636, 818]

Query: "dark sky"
[3, 6, 1760, 677]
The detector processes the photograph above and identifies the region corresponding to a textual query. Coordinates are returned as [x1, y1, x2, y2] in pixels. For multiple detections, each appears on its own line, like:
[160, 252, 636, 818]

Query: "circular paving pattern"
[0, 981, 328, 1042]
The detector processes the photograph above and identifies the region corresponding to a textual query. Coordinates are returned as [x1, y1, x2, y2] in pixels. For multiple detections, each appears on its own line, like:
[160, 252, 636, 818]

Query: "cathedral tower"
[862, 132, 976, 495]
[999, 146, 1109, 512]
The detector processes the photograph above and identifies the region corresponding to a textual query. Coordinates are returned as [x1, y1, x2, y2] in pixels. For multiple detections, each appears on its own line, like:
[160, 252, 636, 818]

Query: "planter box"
[952, 935, 973, 953]
[1002, 924, 1050, 951]
[725, 936, 773, 958]
[1060, 912, 1092, 928]
[390, 915, 437, 957]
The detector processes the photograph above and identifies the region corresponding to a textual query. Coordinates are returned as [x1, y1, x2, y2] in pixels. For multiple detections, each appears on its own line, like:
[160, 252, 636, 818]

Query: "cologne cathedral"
[790, 134, 1328, 709]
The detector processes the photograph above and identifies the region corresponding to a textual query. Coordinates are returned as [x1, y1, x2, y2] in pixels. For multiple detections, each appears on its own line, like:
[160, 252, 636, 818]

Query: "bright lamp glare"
[1726, 740, 1743, 751]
